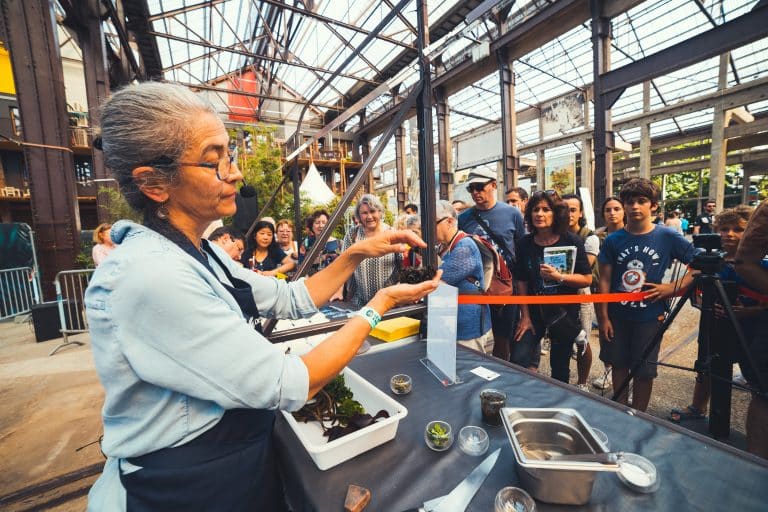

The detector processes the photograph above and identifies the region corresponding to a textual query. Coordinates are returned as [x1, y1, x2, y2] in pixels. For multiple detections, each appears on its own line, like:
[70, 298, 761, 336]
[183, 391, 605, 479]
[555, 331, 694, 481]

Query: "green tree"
[234, 125, 339, 239]
[97, 186, 143, 223]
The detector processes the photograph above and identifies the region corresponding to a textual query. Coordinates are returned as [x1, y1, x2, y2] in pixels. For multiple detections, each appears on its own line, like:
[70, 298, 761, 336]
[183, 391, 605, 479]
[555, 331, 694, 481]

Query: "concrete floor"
[0, 298, 754, 510]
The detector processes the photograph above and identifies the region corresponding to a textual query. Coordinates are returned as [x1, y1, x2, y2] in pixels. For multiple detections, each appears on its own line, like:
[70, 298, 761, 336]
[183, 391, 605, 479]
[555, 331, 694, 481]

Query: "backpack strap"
[471, 207, 515, 266]
[445, 231, 483, 291]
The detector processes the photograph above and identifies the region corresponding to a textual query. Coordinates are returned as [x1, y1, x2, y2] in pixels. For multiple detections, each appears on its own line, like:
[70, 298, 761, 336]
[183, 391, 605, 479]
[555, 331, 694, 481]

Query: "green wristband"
[355, 306, 382, 329]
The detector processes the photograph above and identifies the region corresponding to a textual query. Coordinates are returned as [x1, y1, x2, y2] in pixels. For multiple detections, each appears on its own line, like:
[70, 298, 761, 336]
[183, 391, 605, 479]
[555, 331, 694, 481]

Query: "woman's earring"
[156, 202, 169, 220]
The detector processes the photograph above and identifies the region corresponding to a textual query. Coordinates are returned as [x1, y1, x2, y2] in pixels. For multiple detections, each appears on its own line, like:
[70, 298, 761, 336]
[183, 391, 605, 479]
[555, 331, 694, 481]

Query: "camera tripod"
[612, 252, 766, 440]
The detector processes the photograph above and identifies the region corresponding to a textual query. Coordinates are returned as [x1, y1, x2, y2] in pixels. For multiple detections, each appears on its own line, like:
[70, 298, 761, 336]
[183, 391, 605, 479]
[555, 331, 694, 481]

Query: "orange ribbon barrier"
[457, 292, 650, 305]
[737, 286, 768, 304]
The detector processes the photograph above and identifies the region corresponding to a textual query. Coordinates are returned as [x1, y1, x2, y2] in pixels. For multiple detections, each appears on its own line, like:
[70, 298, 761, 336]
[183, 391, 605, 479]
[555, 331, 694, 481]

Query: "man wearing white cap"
[458, 169, 526, 361]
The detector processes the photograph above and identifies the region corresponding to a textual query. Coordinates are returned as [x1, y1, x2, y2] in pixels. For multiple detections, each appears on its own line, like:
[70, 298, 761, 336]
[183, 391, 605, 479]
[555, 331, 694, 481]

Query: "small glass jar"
[390, 374, 412, 395]
[494, 486, 536, 512]
[424, 420, 454, 451]
[458, 425, 489, 456]
[480, 389, 507, 426]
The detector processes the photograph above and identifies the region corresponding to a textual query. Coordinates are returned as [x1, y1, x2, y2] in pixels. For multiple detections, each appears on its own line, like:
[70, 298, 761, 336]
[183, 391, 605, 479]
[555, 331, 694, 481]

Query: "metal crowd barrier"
[0, 266, 41, 320]
[50, 269, 94, 356]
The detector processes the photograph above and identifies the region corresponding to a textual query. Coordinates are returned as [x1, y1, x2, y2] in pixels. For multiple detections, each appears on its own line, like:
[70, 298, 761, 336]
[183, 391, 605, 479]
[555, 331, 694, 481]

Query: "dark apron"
[120, 225, 286, 511]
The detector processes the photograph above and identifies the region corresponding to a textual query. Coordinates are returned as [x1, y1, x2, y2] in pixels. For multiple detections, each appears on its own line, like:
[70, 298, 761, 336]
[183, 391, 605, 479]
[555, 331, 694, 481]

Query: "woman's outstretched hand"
[371, 270, 443, 312]
[353, 229, 427, 259]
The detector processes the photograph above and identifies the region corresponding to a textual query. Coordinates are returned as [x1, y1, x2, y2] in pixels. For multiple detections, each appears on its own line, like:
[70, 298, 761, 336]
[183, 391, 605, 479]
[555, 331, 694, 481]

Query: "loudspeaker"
[30, 300, 81, 343]
[31, 301, 61, 342]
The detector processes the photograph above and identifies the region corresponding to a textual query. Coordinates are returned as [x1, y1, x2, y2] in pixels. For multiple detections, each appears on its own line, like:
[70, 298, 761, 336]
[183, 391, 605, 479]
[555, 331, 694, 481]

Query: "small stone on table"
[344, 484, 371, 512]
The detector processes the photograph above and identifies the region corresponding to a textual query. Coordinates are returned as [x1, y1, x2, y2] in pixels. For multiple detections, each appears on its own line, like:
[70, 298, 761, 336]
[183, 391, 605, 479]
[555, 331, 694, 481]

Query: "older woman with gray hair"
[435, 200, 493, 353]
[84, 82, 440, 511]
[342, 194, 401, 308]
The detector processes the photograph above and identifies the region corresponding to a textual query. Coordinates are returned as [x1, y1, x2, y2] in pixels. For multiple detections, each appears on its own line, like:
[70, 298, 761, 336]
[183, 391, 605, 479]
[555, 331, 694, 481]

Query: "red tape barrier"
[737, 286, 768, 304]
[457, 292, 650, 305]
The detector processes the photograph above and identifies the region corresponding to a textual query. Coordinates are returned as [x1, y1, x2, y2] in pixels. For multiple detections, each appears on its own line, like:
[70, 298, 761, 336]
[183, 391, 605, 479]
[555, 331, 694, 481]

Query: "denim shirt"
[84, 221, 318, 510]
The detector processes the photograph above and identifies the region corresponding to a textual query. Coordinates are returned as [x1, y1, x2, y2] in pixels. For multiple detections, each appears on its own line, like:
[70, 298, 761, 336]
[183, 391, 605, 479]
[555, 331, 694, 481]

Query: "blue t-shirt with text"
[599, 224, 694, 322]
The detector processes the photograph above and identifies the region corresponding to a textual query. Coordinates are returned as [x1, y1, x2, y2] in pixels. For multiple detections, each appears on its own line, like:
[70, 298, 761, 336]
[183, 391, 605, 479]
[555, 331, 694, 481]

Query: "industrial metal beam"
[0, 0, 80, 298]
[258, 0, 414, 50]
[416, 0, 437, 268]
[173, 81, 341, 110]
[600, 5, 768, 108]
[435, 87, 452, 200]
[148, 30, 382, 85]
[498, 47, 518, 191]
[591, 0, 613, 214]
[65, 0, 114, 224]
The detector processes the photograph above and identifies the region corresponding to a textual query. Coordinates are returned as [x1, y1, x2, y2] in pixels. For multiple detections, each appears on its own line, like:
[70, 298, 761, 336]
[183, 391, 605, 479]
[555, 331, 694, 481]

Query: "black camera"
[691, 233, 726, 273]
[693, 233, 722, 252]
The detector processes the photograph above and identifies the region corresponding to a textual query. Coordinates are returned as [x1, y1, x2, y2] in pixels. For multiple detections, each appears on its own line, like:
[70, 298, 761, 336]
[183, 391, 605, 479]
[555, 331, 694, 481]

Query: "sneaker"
[733, 371, 747, 386]
[577, 383, 589, 392]
[592, 374, 612, 390]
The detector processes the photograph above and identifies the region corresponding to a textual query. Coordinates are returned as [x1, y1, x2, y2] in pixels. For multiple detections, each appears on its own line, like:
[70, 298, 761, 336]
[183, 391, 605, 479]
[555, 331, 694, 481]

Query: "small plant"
[390, 374, 412, 395]
[427, 422, 452, 449]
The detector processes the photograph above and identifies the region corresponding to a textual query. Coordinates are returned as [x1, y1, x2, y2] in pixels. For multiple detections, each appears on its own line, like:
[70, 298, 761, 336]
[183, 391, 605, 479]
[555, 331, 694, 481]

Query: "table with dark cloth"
[275, 342, 768, 511]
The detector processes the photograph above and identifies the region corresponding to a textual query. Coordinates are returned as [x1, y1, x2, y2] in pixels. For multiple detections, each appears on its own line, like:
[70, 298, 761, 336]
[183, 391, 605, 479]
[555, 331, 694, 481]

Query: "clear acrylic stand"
[420, 283, 460, 386]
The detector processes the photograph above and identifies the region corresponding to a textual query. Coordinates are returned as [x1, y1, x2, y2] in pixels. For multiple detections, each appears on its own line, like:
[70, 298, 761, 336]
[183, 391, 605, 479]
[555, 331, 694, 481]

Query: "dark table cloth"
[275, 342, 768, 511]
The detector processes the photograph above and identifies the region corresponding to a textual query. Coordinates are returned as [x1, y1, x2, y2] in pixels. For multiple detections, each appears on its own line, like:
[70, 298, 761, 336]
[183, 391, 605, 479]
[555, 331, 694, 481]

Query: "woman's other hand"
[370, 270, 443, 311]
[352, 229, 427, 259]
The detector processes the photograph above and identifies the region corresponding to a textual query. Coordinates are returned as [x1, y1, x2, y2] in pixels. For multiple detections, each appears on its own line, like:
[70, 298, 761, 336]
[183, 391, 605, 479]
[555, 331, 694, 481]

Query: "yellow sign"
[0, 44, 17, 95]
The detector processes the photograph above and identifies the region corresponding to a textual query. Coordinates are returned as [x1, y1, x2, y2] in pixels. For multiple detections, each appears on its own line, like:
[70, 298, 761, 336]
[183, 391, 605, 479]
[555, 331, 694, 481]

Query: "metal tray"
[501, 408, 619, 505]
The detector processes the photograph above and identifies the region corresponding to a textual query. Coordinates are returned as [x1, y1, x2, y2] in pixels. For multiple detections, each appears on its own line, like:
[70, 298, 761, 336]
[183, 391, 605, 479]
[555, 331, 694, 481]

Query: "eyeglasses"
[466, 181, 492, 193]
[145, 148, 239, 181]
[178, 148, 239, 181]
[436, 216, 451, 225]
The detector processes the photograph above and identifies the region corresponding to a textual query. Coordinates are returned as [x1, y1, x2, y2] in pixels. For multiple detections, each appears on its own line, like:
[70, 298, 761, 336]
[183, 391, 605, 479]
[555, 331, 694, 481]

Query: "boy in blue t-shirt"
[598, 178, 695, 411]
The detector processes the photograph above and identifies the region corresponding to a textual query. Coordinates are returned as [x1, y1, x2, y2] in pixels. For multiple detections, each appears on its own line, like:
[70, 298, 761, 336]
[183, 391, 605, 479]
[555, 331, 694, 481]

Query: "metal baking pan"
[501, 408, 620, 505]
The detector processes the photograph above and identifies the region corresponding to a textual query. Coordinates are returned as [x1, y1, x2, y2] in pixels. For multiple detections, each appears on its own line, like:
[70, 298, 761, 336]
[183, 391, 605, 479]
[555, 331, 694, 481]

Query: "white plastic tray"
[281, 367, 407, 470]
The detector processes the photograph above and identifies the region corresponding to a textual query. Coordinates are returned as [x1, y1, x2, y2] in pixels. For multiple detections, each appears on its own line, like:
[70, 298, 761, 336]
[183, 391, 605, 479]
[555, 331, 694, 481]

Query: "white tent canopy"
[300, 162, 336, 205]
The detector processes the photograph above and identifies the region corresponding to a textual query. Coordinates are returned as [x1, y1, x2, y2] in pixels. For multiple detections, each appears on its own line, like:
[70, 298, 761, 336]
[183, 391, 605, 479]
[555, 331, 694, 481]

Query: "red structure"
[227, 70, 259, 122]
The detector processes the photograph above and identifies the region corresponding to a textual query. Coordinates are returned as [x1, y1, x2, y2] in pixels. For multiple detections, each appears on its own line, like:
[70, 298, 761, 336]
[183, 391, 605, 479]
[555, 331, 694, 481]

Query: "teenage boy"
[597, 178, 694, 411]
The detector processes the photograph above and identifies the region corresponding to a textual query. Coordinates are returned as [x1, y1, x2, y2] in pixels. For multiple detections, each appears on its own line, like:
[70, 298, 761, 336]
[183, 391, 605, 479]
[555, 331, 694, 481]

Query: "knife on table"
[402, 448, 500, 512]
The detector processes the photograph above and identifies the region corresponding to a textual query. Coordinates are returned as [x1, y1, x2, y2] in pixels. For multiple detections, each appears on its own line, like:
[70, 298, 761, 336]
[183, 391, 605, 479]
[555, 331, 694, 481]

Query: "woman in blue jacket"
[85, 82, 440, 511]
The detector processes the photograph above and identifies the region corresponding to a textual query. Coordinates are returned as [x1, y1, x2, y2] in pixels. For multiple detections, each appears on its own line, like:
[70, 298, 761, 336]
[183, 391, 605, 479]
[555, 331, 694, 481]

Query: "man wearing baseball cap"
[458, 169, 526, 361]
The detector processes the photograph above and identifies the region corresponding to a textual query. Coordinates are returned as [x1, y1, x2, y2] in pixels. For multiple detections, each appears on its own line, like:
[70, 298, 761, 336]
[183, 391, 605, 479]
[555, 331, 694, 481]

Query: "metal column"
[68, 0, 113, 223]
[591, 0, 613, 210]
[1, 0, 80, 299]
[498, 48, 519, 192]
[709, 53, 731, 207]
[395, 126, 408, 211]
[435, 87, 452, 200]
[415, 0, 437, 268]
[639, 81, 651, 179]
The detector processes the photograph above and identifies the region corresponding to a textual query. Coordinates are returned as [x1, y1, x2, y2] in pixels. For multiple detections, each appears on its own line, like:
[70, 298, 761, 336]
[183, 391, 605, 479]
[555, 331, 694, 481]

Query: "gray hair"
[404, 214, 420, 231]
[98, 82, 218, 215]
[354, 193, 385, 219]
[435, 200, 457, 221]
